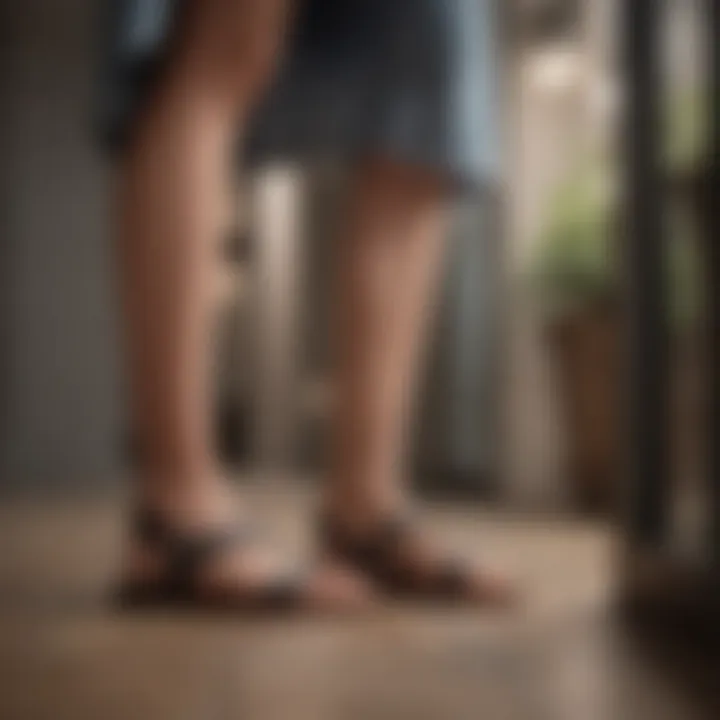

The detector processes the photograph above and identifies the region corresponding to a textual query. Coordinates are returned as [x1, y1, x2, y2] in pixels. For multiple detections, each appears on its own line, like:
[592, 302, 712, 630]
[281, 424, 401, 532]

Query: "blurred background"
[0, 0, 717, 718]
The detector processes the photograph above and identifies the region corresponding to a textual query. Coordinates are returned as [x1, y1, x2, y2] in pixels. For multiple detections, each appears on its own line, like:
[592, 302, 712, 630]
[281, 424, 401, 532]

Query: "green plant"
[528, 162, 615, 320]
[529, 92, 704, 326]
[529, 164, 701, 327]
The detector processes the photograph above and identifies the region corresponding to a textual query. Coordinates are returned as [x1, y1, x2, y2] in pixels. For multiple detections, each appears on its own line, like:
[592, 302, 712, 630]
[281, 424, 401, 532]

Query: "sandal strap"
[431, 559, 473, 597]
[165, 528, 245, 594]
[322, 514, 407, 562]
[132, 508, 258, 594]
[322, 513, 472, 596]
[249, 574, 305, 610]
[321, 513, 413, 588]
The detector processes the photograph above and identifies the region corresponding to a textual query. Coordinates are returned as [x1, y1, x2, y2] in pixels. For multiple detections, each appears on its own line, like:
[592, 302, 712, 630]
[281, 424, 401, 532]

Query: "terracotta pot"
[547, 308, 619, 513]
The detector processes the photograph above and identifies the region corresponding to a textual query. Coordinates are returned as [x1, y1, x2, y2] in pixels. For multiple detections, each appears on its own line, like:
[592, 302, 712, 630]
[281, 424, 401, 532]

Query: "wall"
[0, 0, 122, 491]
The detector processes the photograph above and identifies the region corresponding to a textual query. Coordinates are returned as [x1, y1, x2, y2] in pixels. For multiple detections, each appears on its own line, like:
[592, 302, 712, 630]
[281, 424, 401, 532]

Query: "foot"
[119, 486, 375, 613]
[321, 511, 519, 608]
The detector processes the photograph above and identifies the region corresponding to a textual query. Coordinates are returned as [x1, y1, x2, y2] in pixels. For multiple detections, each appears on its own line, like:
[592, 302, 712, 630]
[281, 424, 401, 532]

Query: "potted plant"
[528, 162, 620, 512]
[528, 93, 703, 513]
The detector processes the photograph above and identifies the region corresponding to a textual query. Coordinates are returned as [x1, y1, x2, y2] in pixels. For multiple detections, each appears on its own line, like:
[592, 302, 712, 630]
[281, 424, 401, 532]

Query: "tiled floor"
[0, 483, 709, 720]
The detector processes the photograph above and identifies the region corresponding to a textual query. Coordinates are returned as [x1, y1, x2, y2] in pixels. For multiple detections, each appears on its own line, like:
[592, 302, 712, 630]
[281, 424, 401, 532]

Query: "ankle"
[136, 469, 237, 528]
[323, 489, 405, 534]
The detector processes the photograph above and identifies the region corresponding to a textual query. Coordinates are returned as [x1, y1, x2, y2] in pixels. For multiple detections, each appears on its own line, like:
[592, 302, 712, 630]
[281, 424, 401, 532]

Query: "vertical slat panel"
[250, 166, 305, 471]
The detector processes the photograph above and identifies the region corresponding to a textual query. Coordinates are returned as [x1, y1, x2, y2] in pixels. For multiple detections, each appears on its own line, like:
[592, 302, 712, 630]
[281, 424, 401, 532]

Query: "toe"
[467, 566, 521, 609]
[304, 562, 377, 611]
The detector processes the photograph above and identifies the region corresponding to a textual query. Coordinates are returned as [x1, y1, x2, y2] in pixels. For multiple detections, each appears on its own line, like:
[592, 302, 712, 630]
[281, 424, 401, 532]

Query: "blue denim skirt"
[98, 0, 500, 190]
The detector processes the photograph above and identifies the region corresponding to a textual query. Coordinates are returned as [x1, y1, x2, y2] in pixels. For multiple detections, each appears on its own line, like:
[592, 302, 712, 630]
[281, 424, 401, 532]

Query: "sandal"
[321, 513, 517, 607]
[115, 508, 369, 614]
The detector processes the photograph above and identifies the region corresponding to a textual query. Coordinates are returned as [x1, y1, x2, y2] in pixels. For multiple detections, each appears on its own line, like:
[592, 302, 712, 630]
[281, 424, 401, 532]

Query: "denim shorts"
[98, 0, 500, 190]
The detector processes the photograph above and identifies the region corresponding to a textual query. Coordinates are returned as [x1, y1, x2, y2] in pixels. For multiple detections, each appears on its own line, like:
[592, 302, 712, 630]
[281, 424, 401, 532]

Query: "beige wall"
[501, 0, 617, 507]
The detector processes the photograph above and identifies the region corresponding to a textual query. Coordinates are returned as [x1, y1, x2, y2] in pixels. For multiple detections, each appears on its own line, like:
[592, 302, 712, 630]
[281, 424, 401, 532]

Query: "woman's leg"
[328, 159, 448, 522]
[327, 158, 514, 603]
[117, 0, 366, 605]
[119, 0, 293, 518]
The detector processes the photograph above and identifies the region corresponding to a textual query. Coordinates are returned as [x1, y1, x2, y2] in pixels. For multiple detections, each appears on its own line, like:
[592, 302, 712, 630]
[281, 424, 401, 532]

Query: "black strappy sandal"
[321, 514, 517, 607]
[115, 509, 319, 614]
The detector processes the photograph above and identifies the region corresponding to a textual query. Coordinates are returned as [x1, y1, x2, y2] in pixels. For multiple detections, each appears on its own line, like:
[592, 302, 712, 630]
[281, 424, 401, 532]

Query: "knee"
[356, 157, 448, 207]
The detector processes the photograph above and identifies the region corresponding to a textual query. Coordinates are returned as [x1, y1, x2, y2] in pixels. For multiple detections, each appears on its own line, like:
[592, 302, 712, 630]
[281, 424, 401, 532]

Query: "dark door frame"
[619, 0, 720, 644]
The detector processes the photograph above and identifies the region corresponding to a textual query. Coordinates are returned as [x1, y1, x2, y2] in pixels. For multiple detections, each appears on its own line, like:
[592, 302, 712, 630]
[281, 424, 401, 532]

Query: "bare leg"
[117, 0, 368, 607]
[118, 0, 293, 516]
[326, 158, 515, 604]
[328, 159, 448, 522]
